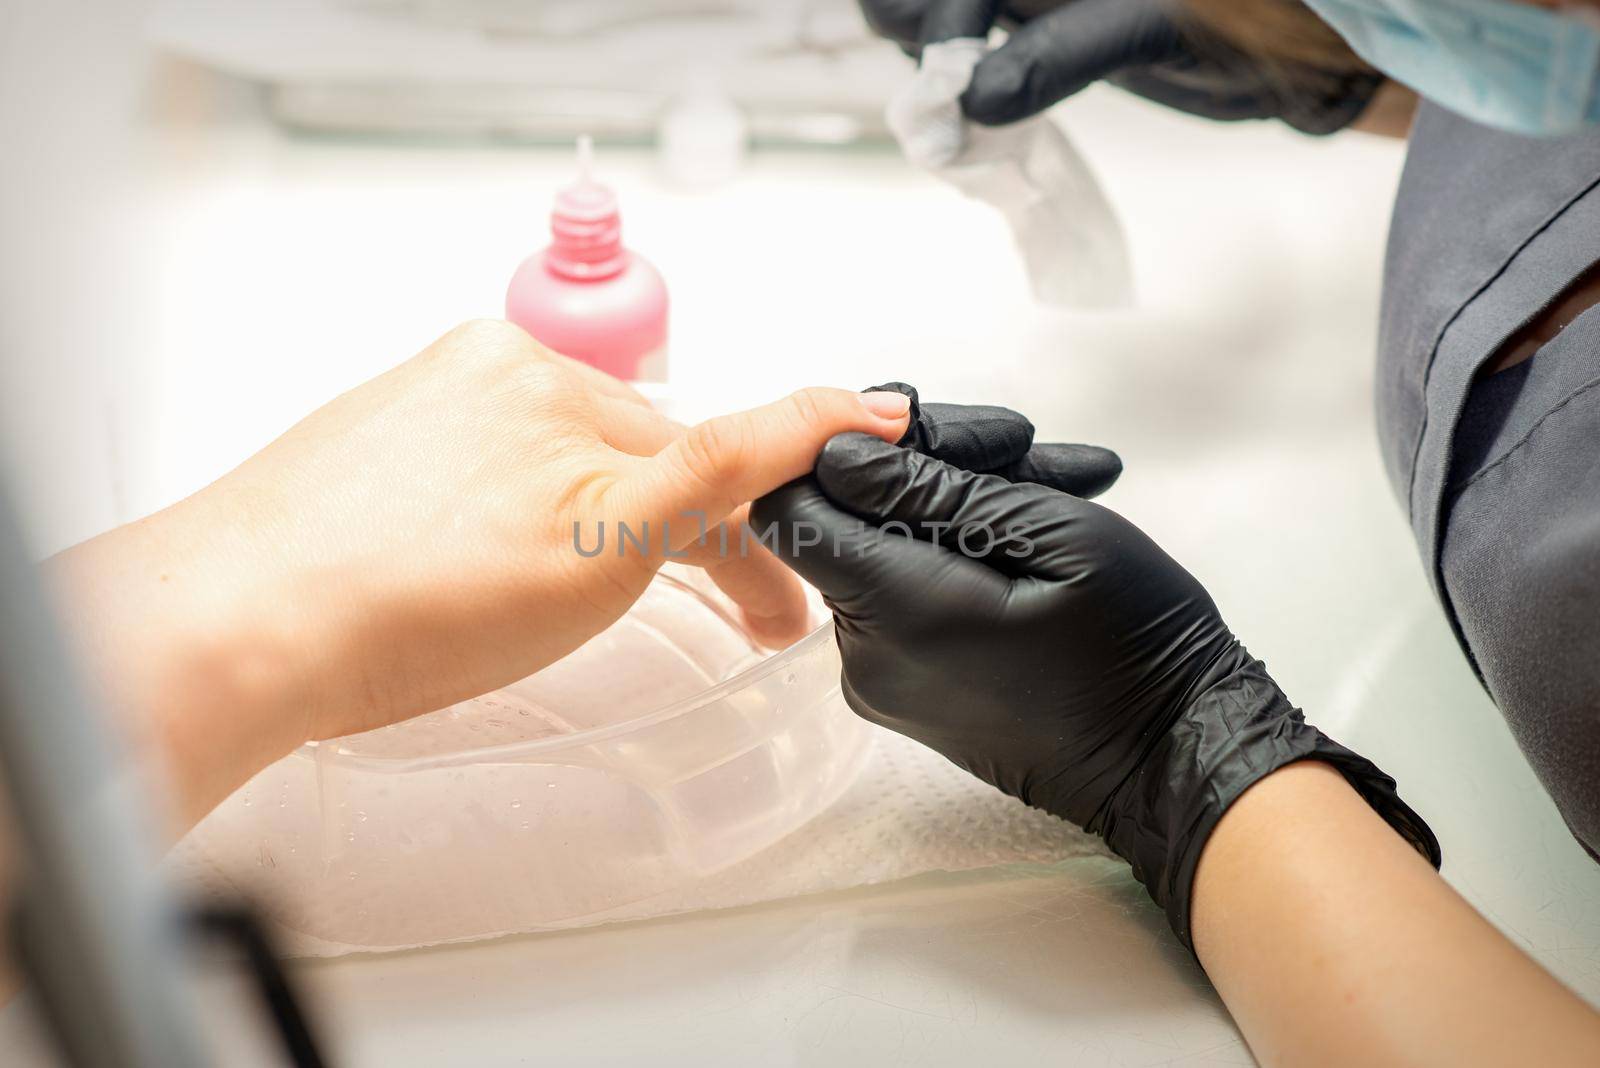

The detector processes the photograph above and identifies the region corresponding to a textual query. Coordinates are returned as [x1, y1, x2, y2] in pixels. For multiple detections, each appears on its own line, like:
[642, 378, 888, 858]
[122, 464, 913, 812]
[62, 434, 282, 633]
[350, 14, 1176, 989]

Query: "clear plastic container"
[184, 567, 870, 951]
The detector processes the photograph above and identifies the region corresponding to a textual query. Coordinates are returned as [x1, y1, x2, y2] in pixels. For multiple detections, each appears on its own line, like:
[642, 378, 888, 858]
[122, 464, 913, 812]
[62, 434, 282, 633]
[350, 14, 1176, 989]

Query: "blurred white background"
[3, 3, 1599, 1065]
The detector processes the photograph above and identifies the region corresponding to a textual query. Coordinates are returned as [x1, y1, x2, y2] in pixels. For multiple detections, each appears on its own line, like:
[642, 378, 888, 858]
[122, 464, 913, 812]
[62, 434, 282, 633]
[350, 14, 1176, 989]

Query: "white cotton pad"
[887, 38, 1134, 309]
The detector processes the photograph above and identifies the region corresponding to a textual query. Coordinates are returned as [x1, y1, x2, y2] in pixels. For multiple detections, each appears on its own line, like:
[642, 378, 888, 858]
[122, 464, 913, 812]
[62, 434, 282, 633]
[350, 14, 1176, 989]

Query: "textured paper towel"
[167, 729, 1109, 958]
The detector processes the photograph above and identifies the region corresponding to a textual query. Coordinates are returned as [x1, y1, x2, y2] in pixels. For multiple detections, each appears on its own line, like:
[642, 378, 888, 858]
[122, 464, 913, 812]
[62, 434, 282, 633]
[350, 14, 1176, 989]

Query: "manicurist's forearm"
[1192, 761, 1600, 1067]
[1349, 81, 1419, 138]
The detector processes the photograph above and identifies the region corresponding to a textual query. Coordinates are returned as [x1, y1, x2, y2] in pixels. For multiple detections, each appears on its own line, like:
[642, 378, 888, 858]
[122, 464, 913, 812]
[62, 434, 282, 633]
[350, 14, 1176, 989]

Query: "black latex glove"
[859, 0, 1382, 135]
[753, 427, 1439, 946]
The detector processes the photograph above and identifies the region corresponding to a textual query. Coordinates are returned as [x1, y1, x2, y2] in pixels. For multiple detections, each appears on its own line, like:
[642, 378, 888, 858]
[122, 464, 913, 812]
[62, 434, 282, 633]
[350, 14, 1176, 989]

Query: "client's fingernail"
[860, 391, 912, 419]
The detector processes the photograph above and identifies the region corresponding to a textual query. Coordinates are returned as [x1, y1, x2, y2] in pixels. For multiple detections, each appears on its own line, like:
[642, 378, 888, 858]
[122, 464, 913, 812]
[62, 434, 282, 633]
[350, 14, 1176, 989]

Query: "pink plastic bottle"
[506, 137, 669, 383]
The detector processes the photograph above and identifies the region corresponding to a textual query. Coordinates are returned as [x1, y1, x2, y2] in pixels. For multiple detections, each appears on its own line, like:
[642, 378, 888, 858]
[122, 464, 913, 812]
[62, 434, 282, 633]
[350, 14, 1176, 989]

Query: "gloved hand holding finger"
[742, 380, 1110, 638]
[753, 422, 1440, 947]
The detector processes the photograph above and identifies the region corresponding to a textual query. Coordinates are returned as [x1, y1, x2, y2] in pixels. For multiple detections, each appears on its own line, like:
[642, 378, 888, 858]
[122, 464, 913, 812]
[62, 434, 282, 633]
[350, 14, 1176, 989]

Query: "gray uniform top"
[1378, 102, 1600, 858]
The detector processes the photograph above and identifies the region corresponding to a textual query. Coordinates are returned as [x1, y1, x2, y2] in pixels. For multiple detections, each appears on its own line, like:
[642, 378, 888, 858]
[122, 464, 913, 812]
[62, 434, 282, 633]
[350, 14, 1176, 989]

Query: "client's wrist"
[48, 495, 316, 827]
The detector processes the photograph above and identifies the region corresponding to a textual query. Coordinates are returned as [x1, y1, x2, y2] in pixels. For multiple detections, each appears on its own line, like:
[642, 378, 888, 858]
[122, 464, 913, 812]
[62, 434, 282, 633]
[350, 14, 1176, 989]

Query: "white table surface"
[5, 66, 1600, 1067]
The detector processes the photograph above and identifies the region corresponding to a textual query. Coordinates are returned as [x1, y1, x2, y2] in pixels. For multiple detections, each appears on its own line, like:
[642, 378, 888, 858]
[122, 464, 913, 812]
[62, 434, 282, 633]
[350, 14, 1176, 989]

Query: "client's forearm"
[45, 497, 311, 833]
[1192, 760, 1600, 1067]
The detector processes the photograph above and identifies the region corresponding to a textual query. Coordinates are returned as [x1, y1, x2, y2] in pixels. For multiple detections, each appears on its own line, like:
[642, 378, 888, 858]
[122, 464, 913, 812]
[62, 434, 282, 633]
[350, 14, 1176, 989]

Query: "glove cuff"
[1093, 646, 1442, 951]
[1109, 16, 1384, 137]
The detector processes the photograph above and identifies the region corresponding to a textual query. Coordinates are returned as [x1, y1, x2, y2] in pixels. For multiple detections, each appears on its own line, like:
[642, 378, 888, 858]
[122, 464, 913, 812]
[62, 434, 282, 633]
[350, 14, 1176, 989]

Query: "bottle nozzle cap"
[576, 134, 594, 184]
[548, 135, 626, 280]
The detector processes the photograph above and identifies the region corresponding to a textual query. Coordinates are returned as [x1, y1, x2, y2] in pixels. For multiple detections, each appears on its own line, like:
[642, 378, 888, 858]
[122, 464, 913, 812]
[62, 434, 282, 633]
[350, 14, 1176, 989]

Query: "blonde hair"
[1180, 0, 1369, 74]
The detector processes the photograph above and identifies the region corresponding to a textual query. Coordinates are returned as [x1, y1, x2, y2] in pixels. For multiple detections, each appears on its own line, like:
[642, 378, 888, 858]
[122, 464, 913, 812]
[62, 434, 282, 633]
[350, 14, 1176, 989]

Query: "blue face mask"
[1302, 0, 1600, 136]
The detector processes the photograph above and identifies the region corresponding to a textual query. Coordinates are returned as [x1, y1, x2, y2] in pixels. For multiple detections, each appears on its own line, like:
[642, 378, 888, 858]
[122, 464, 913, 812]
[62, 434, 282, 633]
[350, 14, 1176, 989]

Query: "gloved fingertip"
[1010, 443, 1123, 498]
[918, 402, 1034, 470]
[960, 53, 1039, 125]
[1076, 446, 1124, 499]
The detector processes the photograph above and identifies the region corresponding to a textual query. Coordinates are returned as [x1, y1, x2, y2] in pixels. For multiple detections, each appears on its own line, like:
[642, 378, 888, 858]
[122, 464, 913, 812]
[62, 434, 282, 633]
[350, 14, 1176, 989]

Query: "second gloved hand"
[859, 0, 1382, 134]
[753, 427, 1439, 944]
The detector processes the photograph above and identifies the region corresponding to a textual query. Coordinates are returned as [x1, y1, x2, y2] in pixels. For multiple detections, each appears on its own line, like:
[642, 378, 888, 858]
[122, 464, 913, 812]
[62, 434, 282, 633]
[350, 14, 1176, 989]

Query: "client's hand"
[49, 320, 911, 825]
